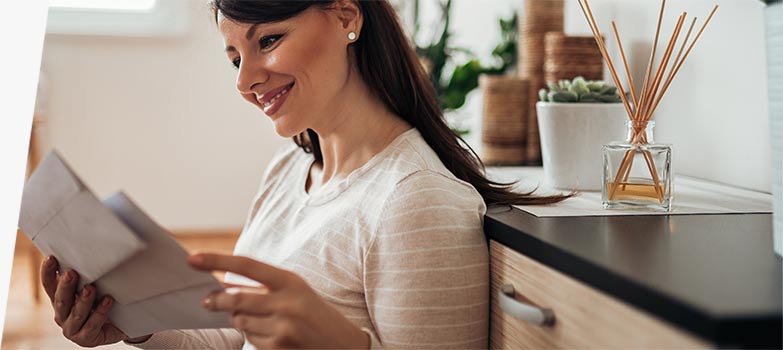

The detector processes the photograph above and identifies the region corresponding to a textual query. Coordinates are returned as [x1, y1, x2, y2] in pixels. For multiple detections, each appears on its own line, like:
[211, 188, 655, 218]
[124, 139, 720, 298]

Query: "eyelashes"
[259, 34, 283, 49]
[230, 34, 284, 70]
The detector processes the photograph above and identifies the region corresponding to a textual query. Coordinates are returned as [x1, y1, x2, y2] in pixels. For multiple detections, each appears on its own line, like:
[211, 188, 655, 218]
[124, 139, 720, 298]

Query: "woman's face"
[219, 6, 354, 137]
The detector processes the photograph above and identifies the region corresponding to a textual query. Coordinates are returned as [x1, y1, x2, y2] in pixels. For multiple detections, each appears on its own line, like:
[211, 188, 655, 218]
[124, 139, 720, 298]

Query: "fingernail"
[44, 256, 54, 267]
[102, 297, 112, 307]
[201, 297, 212, 309]
[62, 271, 72, 283]
[82, 286, 92, 299]
[225, 287, 241, 295]
[188, 255, 204, 265]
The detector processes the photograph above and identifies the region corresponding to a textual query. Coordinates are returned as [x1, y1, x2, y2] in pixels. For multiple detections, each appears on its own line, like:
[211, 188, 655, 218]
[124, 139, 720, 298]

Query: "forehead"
[218, 16, 257, 37]
[218, 6, 330, 35]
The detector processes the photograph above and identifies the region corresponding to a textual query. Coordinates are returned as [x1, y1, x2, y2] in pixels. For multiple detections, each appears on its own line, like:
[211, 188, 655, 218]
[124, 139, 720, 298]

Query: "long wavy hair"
[211, 0, 570, 205]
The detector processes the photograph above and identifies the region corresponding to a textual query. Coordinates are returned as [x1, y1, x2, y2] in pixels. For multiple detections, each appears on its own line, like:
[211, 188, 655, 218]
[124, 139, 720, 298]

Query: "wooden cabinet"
[488, 240, 711, 349]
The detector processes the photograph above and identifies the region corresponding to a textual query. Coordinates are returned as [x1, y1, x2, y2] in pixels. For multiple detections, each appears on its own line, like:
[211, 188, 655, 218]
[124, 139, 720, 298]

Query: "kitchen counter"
[485, 203, 782, 348]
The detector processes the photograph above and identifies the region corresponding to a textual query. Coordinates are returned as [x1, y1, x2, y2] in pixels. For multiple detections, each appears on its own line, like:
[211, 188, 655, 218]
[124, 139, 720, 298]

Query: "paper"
[19, 151, 147, 284]
[486, 167, 773, 217]
[18, 152, 231, 338]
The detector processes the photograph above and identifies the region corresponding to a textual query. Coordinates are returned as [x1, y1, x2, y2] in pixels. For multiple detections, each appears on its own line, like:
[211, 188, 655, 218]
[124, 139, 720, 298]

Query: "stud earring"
[348, 31, 357, 41]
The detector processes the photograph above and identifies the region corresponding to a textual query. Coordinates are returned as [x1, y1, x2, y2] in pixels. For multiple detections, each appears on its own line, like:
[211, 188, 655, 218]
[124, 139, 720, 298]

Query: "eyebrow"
[225, 23, 263, 53]
[245, 23, 261, 40]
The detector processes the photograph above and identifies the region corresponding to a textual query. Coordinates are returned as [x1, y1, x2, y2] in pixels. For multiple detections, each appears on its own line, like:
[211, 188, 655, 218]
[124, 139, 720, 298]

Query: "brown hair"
[211, 0, 570, 205]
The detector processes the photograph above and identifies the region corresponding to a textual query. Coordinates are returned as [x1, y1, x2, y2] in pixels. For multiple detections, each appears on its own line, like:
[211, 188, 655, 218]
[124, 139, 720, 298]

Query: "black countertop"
[484, 206, 782, 349]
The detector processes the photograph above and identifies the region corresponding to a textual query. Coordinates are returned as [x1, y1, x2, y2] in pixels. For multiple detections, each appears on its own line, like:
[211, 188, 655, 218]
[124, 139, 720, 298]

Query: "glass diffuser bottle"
[602, 121, 673, 211]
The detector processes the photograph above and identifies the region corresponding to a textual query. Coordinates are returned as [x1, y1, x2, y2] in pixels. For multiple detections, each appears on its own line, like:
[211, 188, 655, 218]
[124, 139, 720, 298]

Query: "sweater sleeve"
[362, 170, 489, 349]
[125, 328, 244, 349]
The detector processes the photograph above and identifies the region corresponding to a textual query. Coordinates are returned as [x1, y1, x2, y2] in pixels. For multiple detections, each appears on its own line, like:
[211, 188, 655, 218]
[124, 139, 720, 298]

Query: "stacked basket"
[480, 75, 529, 165]
[518, 0, 564, 165]
[544, 32, 604, 83]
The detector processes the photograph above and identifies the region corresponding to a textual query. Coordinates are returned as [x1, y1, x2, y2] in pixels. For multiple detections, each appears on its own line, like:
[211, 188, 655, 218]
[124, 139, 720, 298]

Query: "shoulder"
[392, 169, 483, 208]
[370, 169, 487, 258]
[246, 142, 310, 203]
[368, 129, 486, 223]
[260, 142, 307, 184]
[375, 129, 485, 209]
[379, 169, 486, 229]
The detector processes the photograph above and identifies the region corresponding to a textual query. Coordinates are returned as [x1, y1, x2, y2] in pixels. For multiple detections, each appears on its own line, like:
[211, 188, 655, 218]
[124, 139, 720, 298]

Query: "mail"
[18, 151, 232, 338]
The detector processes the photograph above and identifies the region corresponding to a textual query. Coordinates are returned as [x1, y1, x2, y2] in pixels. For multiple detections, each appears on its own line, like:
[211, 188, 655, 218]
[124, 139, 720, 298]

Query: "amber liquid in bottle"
[606, 181, 666, 202]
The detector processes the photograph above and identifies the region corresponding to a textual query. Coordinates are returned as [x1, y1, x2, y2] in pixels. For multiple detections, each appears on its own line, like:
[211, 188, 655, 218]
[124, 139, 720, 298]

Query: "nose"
[235, 59, 270, 95]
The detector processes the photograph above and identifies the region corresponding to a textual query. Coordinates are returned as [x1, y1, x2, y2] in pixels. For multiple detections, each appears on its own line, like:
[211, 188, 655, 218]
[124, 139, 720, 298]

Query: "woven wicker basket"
[544, 32, 604, 83]
[479, 75, 529, 165]
[517, 0, 564, 165]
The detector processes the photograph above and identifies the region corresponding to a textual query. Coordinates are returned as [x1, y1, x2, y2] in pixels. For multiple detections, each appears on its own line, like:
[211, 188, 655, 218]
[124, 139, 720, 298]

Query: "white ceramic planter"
[766, 2, 782, 256]
[536, 102, 628, 191]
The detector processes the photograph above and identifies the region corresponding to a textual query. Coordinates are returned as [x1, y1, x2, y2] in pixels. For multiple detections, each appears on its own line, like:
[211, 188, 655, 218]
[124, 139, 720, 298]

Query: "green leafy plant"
[538, 77, 622, 103]
[412, 0, 517, 134]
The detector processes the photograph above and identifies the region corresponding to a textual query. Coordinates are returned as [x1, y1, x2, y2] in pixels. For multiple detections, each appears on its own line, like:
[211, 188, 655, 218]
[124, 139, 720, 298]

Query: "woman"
[40, 0, 566, 349]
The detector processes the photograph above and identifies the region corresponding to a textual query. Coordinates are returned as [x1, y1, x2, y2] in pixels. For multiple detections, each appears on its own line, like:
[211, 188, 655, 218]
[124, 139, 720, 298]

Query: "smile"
[260, 82, 295, 116]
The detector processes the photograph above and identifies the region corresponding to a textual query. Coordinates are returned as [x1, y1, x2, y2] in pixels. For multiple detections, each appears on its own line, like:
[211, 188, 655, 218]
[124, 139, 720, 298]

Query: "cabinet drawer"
[489, 240, 710, 349]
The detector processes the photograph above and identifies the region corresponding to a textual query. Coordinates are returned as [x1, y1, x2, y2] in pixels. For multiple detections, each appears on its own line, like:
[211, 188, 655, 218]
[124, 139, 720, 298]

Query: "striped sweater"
[131, 128, 489, 349]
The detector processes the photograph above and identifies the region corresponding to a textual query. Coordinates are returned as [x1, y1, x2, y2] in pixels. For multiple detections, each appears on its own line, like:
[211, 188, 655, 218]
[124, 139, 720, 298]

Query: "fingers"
[53, 269, 78, 325]
[202, 287, 276, 315]
[230, 313, 277, 337]
[73, 296, 116, 344]
[188, 254, 290, 290]
[41, 255, 59, 301]
[220, 281, 269, 291]
[61, 284, 96, 336]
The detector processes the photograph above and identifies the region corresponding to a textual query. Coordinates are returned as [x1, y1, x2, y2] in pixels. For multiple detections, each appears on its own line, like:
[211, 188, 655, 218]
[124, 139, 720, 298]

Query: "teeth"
[263, 86, 290, 109]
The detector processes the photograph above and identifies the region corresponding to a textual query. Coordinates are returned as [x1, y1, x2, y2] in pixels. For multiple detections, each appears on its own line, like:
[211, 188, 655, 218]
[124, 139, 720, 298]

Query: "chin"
[271, 117, 307, 139]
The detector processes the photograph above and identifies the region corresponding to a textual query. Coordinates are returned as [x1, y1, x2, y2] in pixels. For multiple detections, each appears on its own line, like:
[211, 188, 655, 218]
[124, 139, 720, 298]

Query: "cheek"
[280, 32, 345, 91]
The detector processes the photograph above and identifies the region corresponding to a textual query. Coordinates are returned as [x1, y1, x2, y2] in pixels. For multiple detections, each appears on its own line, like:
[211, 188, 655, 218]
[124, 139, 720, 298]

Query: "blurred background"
[4, 0, 771, 349]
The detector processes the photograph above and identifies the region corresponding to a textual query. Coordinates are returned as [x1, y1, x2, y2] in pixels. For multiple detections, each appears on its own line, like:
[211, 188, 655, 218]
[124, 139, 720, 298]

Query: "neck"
[309, 64, 411, 186]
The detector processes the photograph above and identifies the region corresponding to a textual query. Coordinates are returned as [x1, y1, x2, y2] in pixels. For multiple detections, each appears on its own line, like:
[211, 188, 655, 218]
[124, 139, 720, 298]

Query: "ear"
[330, 0, 363, 40]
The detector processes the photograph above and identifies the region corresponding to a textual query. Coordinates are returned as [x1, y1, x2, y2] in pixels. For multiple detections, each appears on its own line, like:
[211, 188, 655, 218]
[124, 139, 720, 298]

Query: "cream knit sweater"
[131, 128, 489, 349]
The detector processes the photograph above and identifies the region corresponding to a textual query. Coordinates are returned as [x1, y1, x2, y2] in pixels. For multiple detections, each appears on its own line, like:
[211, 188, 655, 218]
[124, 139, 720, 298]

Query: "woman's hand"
[40, 256, 152, 347]
[188, 253, 370, 350]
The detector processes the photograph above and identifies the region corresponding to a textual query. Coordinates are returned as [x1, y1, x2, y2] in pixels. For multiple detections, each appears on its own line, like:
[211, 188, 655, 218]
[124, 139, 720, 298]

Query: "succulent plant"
[538, 77, 622, 103]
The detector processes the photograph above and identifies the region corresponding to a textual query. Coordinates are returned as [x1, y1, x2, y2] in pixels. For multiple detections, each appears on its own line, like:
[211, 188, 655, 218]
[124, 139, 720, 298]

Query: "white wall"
[39, 1, 288, 231]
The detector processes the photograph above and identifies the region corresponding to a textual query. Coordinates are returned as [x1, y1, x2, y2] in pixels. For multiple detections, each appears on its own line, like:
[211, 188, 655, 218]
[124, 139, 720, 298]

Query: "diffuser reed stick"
[611, 21, 638, 107]
[577, 0, 718, 204]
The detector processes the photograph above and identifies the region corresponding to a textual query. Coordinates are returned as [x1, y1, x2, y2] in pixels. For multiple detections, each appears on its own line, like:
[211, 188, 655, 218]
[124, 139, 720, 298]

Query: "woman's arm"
[125, 328, 244, 349]
[363, 171, 490, 349]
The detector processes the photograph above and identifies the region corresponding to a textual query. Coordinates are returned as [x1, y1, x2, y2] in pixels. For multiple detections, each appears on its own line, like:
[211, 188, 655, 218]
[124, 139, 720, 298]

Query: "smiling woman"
[37, 1, 568, 349]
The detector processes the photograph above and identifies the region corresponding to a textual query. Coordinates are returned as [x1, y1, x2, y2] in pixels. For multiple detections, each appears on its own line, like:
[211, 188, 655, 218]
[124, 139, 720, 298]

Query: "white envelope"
[18, 151, 232, 338]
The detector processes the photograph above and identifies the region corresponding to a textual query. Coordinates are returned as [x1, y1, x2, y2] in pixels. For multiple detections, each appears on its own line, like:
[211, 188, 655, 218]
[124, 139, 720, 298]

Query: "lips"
[257, 82, 295, 106]
[258, 81, 294, 116]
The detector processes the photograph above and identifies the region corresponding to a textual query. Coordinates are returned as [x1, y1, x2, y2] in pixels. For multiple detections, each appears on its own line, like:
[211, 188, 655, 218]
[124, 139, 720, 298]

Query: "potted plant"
[536, 77, 626, 191]
[411, 0, 517, 135]
[762, 0, 782, 255]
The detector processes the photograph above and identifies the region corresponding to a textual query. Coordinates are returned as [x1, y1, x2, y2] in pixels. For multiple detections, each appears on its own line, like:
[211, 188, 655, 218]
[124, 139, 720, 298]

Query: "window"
[50, 0, 157, 11]
[47, 0, 187, 37]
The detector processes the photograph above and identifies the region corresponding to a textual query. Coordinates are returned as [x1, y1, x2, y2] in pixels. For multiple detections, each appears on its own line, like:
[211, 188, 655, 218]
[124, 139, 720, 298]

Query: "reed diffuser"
[576, 0, 718, 211]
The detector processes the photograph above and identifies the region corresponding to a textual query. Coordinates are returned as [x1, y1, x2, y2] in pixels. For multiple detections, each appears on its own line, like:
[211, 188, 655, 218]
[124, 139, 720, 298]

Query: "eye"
[231, 57, 241, 69]
[259, 34, 283, 50]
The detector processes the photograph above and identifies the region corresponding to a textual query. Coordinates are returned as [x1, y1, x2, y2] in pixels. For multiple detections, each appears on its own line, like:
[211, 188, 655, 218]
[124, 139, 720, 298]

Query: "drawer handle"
[498, 283, 556, 327]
